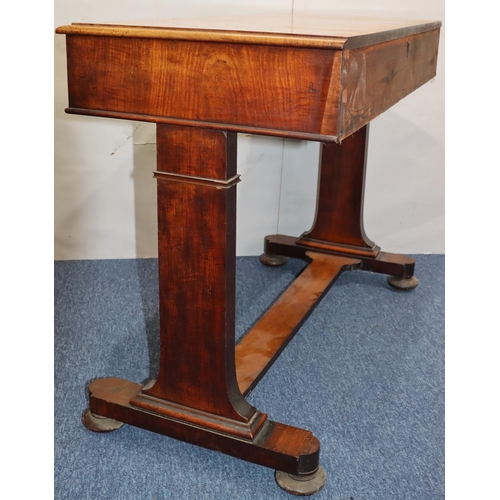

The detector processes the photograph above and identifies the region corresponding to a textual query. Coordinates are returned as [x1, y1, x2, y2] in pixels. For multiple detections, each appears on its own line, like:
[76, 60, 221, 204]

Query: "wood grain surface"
[299, 125, 378, 255]
[339, 29, 440, 138]
[142, 125, 256, 426]
[56, 14, 441, 50]
[236, 253, 360, 396]
[57, 13, 439, 482]
[58, 16, 440, 142]
[64, 35, 338, 136]
[89, 377, 321, 475]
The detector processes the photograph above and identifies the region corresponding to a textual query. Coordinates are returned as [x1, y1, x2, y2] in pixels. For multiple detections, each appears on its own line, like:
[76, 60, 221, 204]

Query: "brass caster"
[387, 275, 419, 291]
[82, 408, 124, 433]
[275, 466, 327, 496]
[259, 252, 289, 267]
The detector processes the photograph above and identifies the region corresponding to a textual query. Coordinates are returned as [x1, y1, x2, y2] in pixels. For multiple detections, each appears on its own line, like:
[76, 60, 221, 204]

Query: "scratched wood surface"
[339, 29, 441, 138]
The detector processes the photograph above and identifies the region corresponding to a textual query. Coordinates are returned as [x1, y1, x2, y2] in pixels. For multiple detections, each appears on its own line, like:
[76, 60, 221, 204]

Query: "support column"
[132, 124, 262, 436]
[83, 124, 324, 480]
[262, 125, 418, 288]
[298, 125, 378, 257]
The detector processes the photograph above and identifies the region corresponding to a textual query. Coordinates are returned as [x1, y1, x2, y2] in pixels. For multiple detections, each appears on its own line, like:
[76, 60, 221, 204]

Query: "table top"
[56, 13, 441, 50]
[57, 12, 441, 141]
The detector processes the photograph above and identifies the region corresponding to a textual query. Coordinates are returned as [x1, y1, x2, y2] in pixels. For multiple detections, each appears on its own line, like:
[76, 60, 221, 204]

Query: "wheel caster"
[275, 466, 327, 496]
[82, 408, 124, 433]
[259, 252, 289, 267]
[387, 275, 419, 291]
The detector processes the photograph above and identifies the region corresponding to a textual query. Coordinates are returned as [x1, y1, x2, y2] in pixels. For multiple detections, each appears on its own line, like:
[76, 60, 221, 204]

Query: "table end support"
[84, 377, 323, 481]
[264, 234, 418, 287]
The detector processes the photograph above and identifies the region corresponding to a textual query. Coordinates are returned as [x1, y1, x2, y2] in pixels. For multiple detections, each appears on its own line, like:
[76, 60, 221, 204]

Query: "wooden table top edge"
[63, 107, 342, 143]
[55, 20, 441, 50]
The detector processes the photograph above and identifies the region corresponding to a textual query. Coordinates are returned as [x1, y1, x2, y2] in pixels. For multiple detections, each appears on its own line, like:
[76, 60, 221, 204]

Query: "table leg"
[82, 124, 326, 492]
[261, 124, 418, 290]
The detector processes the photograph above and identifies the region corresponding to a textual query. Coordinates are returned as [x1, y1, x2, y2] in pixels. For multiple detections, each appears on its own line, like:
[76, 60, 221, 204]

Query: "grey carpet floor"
[54, 255, 444, 500]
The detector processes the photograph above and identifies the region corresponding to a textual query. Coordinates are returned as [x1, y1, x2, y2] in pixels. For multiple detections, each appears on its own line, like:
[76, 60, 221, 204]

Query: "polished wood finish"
[236, 253, 360, 396]
[62, 35, 340, 139]
[57, 14, 440, 493]
[89, 123, 335, 475]
[57, 17, 440, 142]
[275, 124, 416, 279]
[339, 29, 440, 138]
[298, 125, 377, 257]
[88, 377, 321, 475]
[264, 235, 416, 279]
[56, 14, 441, 50]
[131, 125, 261, 435]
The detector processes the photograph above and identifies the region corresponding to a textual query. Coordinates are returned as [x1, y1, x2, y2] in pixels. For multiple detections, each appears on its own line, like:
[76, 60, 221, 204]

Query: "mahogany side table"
[56, 15, 441, 496]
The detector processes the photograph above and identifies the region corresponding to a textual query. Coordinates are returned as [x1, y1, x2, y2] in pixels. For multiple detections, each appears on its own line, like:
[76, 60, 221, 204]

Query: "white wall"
[54, 0, 444, 259]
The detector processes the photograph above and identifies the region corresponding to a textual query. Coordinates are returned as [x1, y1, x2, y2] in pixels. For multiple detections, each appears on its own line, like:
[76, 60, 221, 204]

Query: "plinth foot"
[88, 377, 321, 476]
[387, 275, 419, 291]
[259, 252, 289, 267]
[275, 466, 327, 496]
[82, 408, 124, 433]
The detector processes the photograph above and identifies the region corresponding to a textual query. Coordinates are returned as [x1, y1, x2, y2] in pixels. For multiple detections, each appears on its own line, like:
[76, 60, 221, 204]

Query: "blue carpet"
[54, 255, 444, 500]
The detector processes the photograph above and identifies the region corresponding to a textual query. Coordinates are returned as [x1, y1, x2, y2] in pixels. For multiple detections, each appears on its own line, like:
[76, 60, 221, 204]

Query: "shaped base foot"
[259, 253, 289, 267]
[82, 408, 124, 433]
[275, 466, 327, 496]
[387, 275, 419, 291]
[87, 377, 321, 476]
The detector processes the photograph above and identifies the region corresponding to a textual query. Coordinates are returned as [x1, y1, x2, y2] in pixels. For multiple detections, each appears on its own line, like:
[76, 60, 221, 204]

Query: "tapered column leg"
[136, 124, 255, 426]
[263, 125, 417, 289]
[83, 124, 324, 483]
[298, 125, 377, 257]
